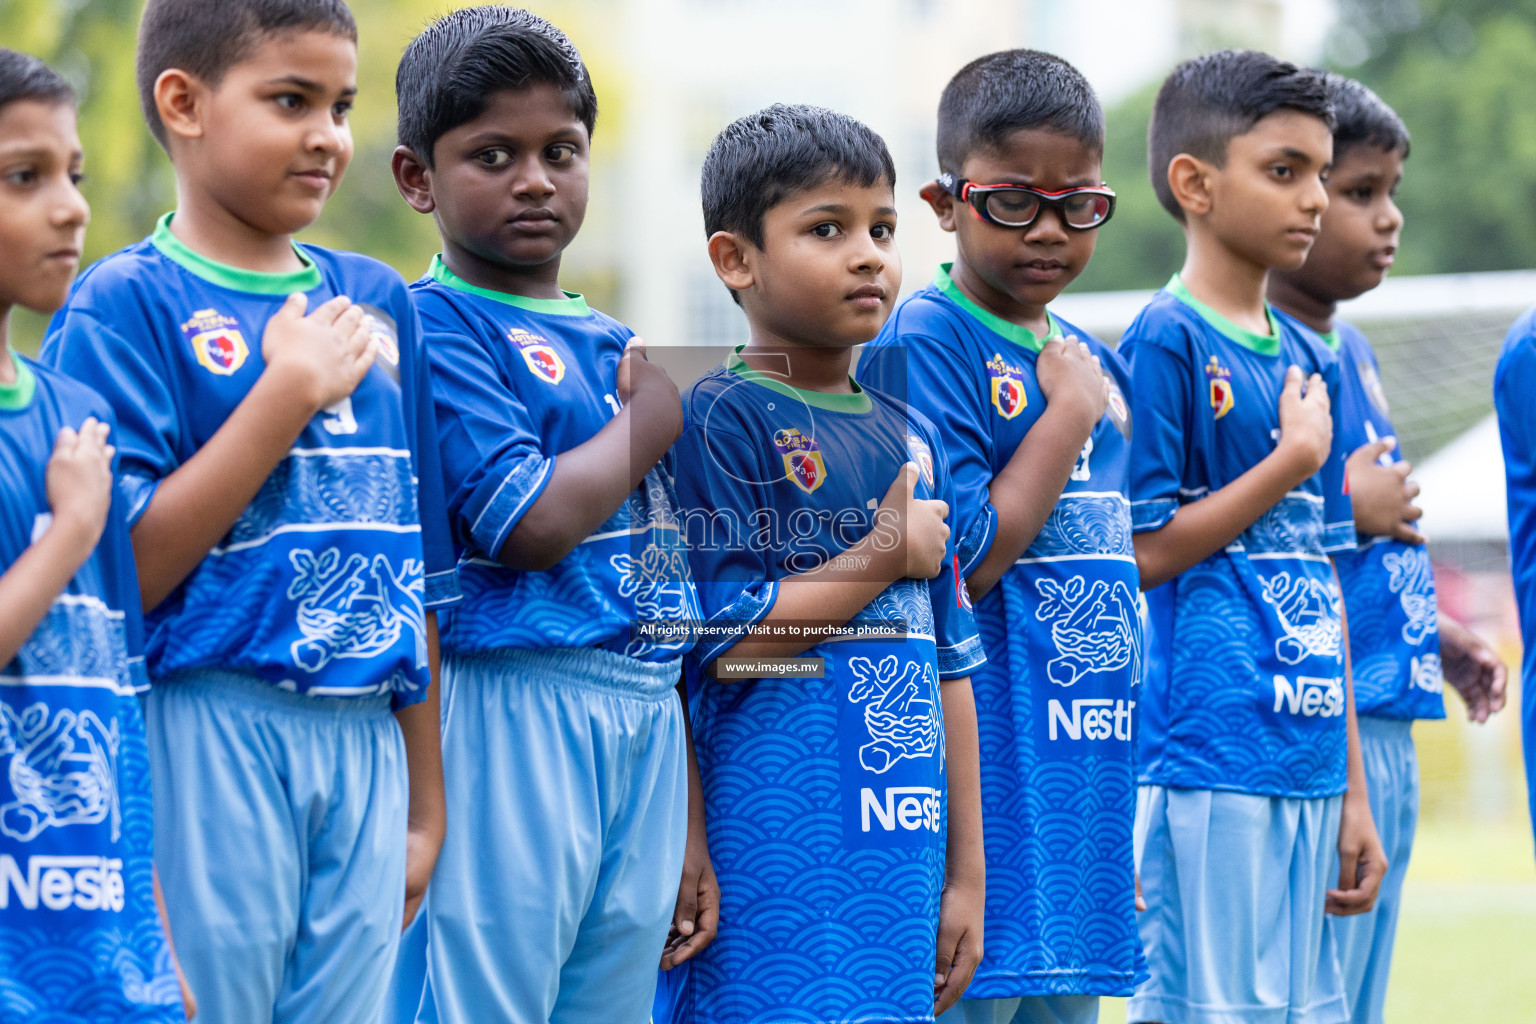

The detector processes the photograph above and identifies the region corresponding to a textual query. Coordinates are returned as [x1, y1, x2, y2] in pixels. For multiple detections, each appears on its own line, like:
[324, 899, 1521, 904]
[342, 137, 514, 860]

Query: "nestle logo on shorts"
[860, 786, 941, 834]
[1047, 698, 1134, 742]
[0, 855, 125, 912]
[1272, 675, 1344, 717]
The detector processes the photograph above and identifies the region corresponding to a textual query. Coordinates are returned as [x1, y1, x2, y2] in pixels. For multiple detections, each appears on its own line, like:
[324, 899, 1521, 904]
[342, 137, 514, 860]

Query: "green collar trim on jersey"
[726, 347, 873, 413]
[0, 349, 36, 410]
[429, 255, 590, 316]
[1319, 328, 1342, 351]
[1166, 274, 1280, 356]
[934, 263, 1062, 353]
[151, 213, 322, 295]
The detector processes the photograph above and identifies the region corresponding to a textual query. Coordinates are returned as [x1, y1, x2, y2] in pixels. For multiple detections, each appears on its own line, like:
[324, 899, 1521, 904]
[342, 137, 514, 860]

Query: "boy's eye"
[332, 100, 352, 119]
[1271, 164, 1293, 179]
[70, 171, 86, 187]
[1346, 186, 1373, 202]
[871, 223, 894, 240]
[476, 149, 512, 168]
[547, 144, 577, 163]
[811, 222, 842, 238]
[275, 93, 304, 111]
[3, 167, 37, 187]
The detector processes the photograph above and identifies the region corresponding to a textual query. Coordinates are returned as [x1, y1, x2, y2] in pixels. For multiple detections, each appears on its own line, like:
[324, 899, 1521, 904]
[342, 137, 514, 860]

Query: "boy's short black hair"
[136, 0, 357, 149]
[0, 48, 75, 114]
[396, 6, 597, 167]
[1148, 49, 1335, 221]
[936, 49, 1103, 172]
[1322, 72, 1409, 162]
[701, 103, 896, 250]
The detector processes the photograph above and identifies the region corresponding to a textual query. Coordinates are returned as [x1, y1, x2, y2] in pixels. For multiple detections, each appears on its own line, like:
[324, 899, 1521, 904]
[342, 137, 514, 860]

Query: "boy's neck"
[0, 312, 12, 386]
[171, 183, 306, 275]
[949, 255, 1052, 338]
[739, 333, 855, 395]
[1266, 274, 1336, 335]
[442, 240, 567, 302]
[1178, 228, 1273, 337]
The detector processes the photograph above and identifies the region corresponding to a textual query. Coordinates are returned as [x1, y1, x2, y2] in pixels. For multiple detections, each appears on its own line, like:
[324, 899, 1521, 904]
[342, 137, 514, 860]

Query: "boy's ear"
[919, 180, 960, 233]
[392, 146, 435, 214]
[1167, 153, 1214, 219]
[707, 230, 755, 293]
[154, 69, 205, 142]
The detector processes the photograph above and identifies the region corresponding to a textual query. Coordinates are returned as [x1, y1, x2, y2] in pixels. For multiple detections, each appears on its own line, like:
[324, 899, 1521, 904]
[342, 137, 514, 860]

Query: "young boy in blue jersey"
[41, 2, 461, 1022]
[1496, 306, 1536, 865]
[1268, 73, 1507, 1024]
[669, 103, 987, 1024]
[0, 47, 196, 1024]
[1121, 50, 1389, 1024]
[858, 50, 1142, 1024]
[388, 9, 713, 1023]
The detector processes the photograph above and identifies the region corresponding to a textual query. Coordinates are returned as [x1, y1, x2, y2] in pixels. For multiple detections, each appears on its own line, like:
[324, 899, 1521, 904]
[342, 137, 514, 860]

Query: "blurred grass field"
[1102, 678, 1536, 1024]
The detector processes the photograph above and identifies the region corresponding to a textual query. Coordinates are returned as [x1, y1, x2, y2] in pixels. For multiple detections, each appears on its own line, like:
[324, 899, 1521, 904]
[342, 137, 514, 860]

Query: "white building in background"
[549, 0, 1335, 346]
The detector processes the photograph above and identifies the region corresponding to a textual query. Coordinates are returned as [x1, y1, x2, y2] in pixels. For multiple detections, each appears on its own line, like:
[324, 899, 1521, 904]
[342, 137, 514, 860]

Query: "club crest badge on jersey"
[1105, 378, 1132, 439]
[1205, 355, 1234, 419]
[1359, 360, 1390, 414]
[987, 352, 1027, 420]
[906, 434, 935, 488]
[181, 308, 248, 375]
[773, 427, 826, 494]
[509, 328, 565, 384]
[357, 304, 402, 384]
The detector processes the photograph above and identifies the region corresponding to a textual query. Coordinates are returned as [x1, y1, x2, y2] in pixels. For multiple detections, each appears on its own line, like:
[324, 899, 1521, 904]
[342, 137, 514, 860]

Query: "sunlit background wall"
[3, 0, 1533, 1018]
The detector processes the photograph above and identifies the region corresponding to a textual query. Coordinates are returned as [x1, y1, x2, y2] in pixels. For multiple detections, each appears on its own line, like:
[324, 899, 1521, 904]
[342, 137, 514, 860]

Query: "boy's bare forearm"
[499, 393, 681, 572]
[940, 676, 984, 885]
[968, 406, 1094, 599]
[396, 613, 446, 844]
[0, 524, 96, 665]
[131, 367, 322, 608]
[1134, 446, 1317, 590]
[714, 535, 900, 664]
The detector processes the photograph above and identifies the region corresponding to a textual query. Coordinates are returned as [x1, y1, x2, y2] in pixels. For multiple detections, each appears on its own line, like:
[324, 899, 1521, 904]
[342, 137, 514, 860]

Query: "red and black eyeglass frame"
[936, 171, 1117, 230]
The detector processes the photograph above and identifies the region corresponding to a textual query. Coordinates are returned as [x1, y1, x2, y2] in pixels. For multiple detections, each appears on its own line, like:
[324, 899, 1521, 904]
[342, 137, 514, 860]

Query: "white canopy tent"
[1413, 414, 1509, 543]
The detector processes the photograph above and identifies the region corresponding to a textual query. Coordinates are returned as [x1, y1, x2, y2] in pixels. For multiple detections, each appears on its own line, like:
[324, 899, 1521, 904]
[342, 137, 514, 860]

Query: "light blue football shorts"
[940, 994, 1100, 1024]
[1127, 785, 1348, 1024]
[145, 670, 407, 1024]
[1324, 716, 1417, 1024]
[404, 646, 688, 1024]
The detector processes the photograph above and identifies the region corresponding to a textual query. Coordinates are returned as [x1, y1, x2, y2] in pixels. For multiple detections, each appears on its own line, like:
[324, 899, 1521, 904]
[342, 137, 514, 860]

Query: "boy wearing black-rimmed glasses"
[857, 49, 1143, 1024]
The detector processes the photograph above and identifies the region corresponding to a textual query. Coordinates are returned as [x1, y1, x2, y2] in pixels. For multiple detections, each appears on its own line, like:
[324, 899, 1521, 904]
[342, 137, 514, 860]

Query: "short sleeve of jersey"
[1320, 357, 1354, 553]
[857, 335, 997, 574]
[672, 400, 778, 671]
[920, 425, 986, 678]
[398, 302, 460, 610]
[42, 305, 179, 526]
[422, 306, 557, 562]
[1123, 322, 1192, 533]
[104, 443, 151, 692]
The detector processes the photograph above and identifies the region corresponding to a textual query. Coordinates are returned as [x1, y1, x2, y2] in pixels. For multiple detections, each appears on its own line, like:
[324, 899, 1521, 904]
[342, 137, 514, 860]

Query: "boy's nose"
[512, 160, 556, 199]
[52, 180, 90, 230]
[1023, 207, 1069, 243]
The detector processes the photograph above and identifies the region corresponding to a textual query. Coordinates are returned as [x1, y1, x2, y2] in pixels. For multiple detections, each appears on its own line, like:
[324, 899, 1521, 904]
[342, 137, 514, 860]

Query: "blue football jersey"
[42, 215, 459, 708]
[0, 354, 183, 1022]
[1321, 318, 1444, 721]
[412, 258, 699, 662]
[672, 352, 984, 1024]
[1494, 306, 1536, 847]
[856, 265, 1144, 997]
[1125, 277, 1354, 798]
